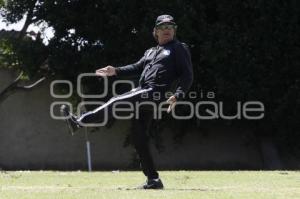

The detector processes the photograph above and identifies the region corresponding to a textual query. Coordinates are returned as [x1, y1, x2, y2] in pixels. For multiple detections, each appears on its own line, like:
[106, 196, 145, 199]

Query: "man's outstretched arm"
[114, 56, 145, 77]
[95, 55, 146, 77]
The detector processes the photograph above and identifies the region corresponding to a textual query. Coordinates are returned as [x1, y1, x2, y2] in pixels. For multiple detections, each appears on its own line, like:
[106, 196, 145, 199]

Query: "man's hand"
[95, 65, 116, 76]
[166, 95, 177, 113]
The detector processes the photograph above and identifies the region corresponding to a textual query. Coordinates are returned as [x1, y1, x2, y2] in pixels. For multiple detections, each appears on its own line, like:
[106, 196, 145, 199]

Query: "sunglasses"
[156, 24, 177, 30]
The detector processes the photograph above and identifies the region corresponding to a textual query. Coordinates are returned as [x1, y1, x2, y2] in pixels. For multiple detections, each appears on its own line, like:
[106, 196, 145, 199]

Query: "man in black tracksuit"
[61, 15, 193, 189]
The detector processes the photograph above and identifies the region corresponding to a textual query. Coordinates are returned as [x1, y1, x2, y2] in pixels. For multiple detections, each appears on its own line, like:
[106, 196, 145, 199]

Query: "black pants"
[131, 109, 159, 179]
[77, 86, 161, 179]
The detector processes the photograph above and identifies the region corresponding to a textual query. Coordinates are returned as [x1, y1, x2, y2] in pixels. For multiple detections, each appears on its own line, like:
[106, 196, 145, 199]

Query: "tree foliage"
[0, 30, 48, 78]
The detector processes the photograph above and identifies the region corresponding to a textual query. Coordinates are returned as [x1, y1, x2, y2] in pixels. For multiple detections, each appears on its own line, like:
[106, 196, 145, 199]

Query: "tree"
[1, 0, 300, 156]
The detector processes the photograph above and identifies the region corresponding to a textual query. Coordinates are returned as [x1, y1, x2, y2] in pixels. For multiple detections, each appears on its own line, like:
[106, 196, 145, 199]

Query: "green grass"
[0, 171, 299, 199]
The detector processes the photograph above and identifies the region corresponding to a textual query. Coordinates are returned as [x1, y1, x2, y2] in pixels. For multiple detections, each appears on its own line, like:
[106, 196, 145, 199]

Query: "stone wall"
[0, 69, 264, 170]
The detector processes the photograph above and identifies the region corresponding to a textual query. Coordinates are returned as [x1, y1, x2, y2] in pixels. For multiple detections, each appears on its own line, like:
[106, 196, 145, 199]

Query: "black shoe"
[60, 105, 81, 135]
[137, 178, 164, 189]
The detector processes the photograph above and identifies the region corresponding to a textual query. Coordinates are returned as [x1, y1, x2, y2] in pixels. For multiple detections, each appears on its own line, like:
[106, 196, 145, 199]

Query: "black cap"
[155, 15, 176, 26]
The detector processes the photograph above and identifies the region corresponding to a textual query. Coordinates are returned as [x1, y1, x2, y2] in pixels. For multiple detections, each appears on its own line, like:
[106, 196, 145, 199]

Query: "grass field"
[0, 170, 299, 199]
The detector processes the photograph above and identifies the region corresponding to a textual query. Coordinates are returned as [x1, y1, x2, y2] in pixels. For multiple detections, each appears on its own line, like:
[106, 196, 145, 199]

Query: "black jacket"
[115, 39, 193, 100]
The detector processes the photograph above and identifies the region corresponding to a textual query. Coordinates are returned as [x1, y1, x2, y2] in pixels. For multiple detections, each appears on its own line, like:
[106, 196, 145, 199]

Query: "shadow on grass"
[117, 187, 217, 191]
